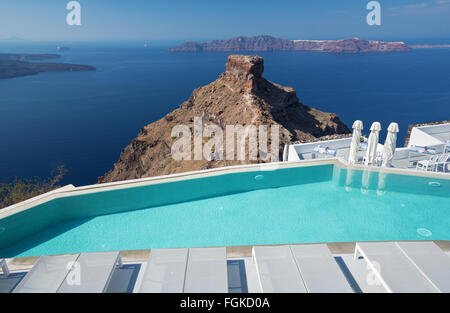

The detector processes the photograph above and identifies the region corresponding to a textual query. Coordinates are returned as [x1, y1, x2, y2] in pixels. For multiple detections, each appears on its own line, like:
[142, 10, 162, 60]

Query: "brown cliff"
[99, 55, 350, 183]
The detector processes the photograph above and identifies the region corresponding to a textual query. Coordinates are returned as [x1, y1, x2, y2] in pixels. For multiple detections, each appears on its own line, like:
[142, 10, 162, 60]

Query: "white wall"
[408, 128, 443, 147]
[408, 123, 450, 147]
[287, 145, 301, 161]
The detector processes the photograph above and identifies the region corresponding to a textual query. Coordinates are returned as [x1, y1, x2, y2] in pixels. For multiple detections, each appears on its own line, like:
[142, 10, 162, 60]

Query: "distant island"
[56, 46, 70, 51]
[0, 53, 61, 61]
[0, 53, 95, 79]
[170, 35, 413, 54]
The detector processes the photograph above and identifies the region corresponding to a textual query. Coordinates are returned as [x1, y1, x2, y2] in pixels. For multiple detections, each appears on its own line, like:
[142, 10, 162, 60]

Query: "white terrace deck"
[285, 123, 450, 172]
[286, 138, 362, 162]
[1, 241, 449, 293]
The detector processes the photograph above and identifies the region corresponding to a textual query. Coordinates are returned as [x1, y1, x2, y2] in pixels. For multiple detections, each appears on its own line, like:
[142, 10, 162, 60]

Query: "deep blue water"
[0, 41, 449, 186]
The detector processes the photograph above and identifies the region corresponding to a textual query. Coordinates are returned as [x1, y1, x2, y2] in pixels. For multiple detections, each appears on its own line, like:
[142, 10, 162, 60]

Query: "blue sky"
[1, 0, 449, 41]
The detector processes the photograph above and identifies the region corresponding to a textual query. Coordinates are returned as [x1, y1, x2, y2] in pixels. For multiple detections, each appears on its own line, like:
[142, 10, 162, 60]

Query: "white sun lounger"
[354, 242, 438, 293]
[290, 244, 353, 293]
[58, 251, 122, 293]
[183, 247, 228, 293]
[14, 252, 121, 293]
[139, 248, 188, 293]
[253, 246, 307, 293]
[13, 254, 80, 293]
[397, 242, 450, 293]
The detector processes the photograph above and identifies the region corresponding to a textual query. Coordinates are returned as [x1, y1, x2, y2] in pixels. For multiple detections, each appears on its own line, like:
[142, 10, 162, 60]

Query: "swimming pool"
[0, 163, 449, 258]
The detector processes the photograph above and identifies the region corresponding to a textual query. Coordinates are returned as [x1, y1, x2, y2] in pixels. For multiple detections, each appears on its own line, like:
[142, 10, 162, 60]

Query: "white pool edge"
[1, 158, 448, 220]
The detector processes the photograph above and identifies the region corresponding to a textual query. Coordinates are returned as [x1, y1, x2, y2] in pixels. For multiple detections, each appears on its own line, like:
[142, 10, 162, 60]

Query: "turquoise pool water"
[0, 165, 449, 258]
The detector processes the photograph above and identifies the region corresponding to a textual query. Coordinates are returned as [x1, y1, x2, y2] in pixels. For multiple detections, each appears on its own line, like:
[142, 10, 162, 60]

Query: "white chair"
[374, 151, 383, 166]
[416, 155, 439, 171]
[364, 151, 383, 167]
[359, 142, 368, 151]
[435, 154, 450, 173]
[444, 141, 450, 154]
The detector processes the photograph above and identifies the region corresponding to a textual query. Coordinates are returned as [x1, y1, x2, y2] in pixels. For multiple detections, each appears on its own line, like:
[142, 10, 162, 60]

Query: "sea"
[0, 41, 449, 186]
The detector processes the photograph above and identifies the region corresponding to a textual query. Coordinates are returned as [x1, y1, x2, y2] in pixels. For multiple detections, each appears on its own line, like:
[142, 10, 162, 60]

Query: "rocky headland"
[99, 55, 350, 183]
